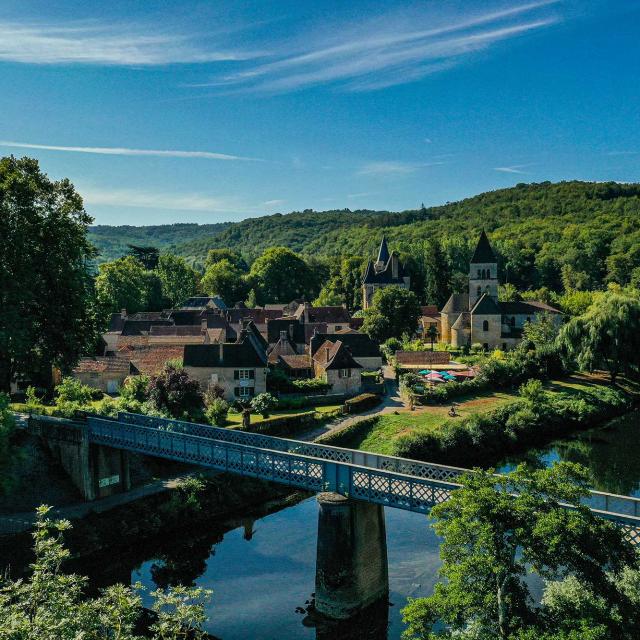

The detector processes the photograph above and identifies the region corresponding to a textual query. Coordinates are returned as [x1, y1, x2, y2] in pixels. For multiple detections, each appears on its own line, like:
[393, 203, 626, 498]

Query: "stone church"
[361, 237, 410, 309]
[440, 231, 561, 350]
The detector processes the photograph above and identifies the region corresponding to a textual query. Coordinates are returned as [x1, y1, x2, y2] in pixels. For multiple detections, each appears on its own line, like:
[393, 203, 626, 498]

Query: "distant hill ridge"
[88, 181, 640, 269]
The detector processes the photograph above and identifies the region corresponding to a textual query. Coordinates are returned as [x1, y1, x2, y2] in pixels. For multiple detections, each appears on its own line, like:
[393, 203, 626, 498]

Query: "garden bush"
[344, 393, 380, 414]
[205, 398, 229, 426]
[250, 392, 278, 418]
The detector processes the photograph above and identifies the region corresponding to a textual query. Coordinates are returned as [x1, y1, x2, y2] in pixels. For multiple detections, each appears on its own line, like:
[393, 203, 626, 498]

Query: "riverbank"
[319, 374, 639, 468]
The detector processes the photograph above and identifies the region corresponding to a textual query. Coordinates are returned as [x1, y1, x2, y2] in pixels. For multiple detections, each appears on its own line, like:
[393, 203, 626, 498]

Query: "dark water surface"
[498, 411, 640, 495]
[131, 499, 441, 640]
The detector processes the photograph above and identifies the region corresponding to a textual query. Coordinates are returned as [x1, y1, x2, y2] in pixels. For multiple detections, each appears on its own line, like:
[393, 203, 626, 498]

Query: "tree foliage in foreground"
[402, 463, 640, 640]
[558, 291, 640, 383]
[0, 506, 211, 640]
[0, 156, 96, 390]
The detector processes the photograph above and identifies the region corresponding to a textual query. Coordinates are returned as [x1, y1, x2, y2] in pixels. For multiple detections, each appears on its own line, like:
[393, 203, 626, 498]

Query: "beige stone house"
[312, 339, 363, 395]
[183, 328, 269, 402]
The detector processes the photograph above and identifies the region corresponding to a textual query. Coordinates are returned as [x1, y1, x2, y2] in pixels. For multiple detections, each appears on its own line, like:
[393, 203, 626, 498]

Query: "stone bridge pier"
[29, 416, 130, 501]
[315, 492, 389, 619]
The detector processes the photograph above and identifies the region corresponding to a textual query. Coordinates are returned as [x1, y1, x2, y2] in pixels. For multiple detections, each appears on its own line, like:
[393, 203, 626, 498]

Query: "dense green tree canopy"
[155, 253, 200, 307]
[204, 248, 248, 272]
[362, 286, 421, 342]
[248, 247, 316, 304]
[201, 259, 248, 306]
[95, 256, 152, 317]
[402, 463, 639, 640]
[558, 291, 640, 383]
[0, 156, 96, 390]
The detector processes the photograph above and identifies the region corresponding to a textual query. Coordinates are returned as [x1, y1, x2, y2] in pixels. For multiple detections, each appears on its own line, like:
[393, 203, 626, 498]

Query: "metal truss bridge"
[81, 412, 640, 542]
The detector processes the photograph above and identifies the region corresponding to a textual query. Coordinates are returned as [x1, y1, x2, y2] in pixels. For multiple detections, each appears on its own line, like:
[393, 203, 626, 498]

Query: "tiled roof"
[279, 354, 312, 370]
[73, 356, 131, 374]
[226, 308, 283, 325]
[150, 326, 202, 336]
[312, 339, 363, 371]
[206, 328, 225, 343]
[268, 334, 299, 364]
[117, 336, 150, 350]
[180, 296, 226, 310]
[471, 230, 497, 263]
[310, 332, 381, 358]
[421, 305, 439, 316]
[129, 346, 184, 375]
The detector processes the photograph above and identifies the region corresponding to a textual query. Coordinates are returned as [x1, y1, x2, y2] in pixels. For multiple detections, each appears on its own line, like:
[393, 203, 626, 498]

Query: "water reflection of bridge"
[28, 412, 640, 620]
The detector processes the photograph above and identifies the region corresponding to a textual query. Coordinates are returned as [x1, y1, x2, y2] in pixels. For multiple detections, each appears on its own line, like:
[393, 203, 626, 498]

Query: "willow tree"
[558, 292, 640, 383]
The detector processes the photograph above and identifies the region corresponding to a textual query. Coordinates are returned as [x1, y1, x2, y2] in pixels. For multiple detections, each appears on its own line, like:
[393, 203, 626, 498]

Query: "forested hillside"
[89, 181, 640, 293]
[89, 222, 230, 263]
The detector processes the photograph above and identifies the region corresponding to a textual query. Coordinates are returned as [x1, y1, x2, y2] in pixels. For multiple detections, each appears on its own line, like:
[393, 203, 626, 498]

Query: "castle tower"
[468, 230, 498, 308]
[361, 237, 410, 310]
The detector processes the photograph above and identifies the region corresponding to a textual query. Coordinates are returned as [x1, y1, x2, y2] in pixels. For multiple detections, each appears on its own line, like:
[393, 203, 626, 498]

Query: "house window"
[235, 386, 254, 399]
[338, 368, 351, 378]
[482, 320, 489, 332]
[477, 269, 481, 278]
[234, 369, 254, 380]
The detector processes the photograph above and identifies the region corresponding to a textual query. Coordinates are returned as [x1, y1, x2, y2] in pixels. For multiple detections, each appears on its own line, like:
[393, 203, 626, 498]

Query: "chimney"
[392, 254, 399, 279]
[218, 342, 224, 363]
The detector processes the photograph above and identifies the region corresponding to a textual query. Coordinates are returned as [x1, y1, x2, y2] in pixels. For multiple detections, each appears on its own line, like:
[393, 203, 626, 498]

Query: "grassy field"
[355, 375, 610, 455]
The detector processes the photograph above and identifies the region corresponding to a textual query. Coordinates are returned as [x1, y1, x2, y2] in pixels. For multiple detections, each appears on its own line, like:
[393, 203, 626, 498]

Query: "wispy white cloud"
[494, 163, 534, 174]
[0, 20, 259, 65]
[79, 185, 246, 212]
[263, 199, 285, 206]
[357, 160, 445, 176]
[347, 192, 375, 199]
[197, 1, 560, 93]
[0, 140, 256, 161]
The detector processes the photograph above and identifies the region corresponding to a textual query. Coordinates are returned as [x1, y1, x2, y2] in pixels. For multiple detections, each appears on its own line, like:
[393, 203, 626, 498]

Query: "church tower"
[468, 230, 498, 308]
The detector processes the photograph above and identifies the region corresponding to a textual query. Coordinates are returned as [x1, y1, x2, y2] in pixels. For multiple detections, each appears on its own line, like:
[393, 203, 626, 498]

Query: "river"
[4, 412, 638, 639]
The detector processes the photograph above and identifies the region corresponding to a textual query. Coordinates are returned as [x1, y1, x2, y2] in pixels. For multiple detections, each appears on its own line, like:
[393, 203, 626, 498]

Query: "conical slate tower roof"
[471, 230, 496, 263]
[377, 236, 390, 264]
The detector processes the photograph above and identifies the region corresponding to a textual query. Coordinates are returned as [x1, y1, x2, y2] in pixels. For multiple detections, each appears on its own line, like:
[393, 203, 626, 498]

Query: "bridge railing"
[88, 416, 468, 514]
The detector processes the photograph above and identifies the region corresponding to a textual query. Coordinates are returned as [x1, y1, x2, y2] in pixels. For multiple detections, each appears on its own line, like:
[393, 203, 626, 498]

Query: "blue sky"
[0, 0, 638, 225]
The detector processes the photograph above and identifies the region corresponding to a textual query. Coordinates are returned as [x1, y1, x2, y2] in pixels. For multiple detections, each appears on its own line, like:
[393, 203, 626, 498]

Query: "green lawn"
[355, 374, 609, 455]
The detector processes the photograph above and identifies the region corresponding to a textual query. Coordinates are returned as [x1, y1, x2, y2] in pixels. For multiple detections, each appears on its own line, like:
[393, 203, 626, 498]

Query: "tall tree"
[127, 244, 159, 270]
[0, 156, 96, 390]
[205, 248, 248, 272]
[95, 256, 150, 318]
[155, 253, 200, 307]
[201, 259, 248, 306]
[248, 247, 315, 304]
[422, 239, 452, 308]
[558, 292, 640, 383]
[362, 286, 421, 343]
[402, 464, 638, 640]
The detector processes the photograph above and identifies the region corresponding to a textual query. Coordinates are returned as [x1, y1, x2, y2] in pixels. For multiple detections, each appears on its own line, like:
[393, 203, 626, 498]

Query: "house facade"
[311, 339, 363, 395]
[440, 231, 562, 350]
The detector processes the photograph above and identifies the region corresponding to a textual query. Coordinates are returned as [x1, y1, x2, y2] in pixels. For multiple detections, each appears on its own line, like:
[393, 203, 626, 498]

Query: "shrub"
[291, 378, 332, 393]
[344, 393, 380, 414]
[147, 365, 203, 420]
[205, 398, 229, 426]
[120, 375, 150, 402]
[250, 392, 278, 418]
[55, 377, 94, 405]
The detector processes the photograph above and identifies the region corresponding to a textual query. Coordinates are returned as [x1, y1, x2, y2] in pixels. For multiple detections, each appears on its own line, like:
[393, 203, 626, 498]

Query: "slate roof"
[451, 312, 471, 330]
[226, 307, 284, 326]
[471, 293, 501, 315]
[471, 230, 497, 263]
[441, 293, 469, 314]
[184, 336, 268, 368]
[267, 318, 306, 345]
[312, 339, 363, 371]
[150, 326, 202, 337]
[121, 319, 173, 336]
[362, 254, 408, 285]
[180, 296, 226, 310]
[305, 306, 351, 324]
[498, 300, 561, 315]
[310, 332, 381, 359]
[377, 236, 390, 264]
[267, 334, 299, 364]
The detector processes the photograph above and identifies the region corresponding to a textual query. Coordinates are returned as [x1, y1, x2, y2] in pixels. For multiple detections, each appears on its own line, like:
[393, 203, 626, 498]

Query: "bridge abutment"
[29, 416, 130, 501]
[315, 492, 389, 619]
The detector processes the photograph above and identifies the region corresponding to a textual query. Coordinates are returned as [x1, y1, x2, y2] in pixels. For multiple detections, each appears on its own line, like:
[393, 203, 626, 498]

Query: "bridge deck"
[81, 412, 640, 541]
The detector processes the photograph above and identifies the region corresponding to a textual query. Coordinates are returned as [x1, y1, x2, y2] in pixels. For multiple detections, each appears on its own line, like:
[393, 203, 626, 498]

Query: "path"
[298, 366, 406, 442]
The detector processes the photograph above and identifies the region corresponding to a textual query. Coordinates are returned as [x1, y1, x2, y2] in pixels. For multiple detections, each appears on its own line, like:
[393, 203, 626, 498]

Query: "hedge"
[232, 411, 317, 437]
[315, 416, 380, 448]
[344, 393, 381, 414]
